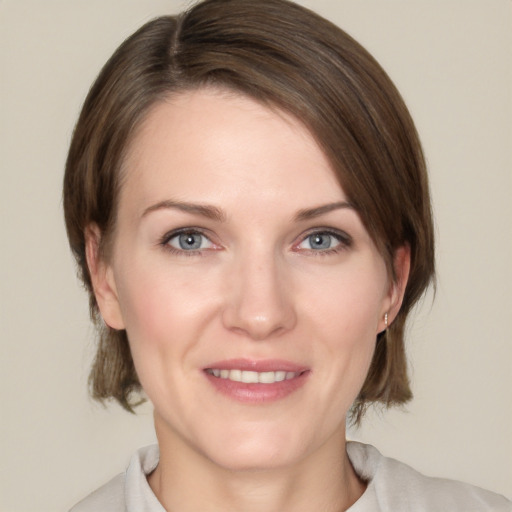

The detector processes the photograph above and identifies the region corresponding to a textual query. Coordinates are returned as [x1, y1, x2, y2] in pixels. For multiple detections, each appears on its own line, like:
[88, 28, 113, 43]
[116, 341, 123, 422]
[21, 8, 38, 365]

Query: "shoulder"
[69, 473, 125, 512]
[347, 442, 512, 512]
[69, 444, 161, 512]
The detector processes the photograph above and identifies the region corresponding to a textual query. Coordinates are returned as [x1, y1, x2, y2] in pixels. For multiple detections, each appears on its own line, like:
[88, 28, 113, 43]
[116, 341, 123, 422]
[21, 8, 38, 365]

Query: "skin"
[87, 88, 409, 512]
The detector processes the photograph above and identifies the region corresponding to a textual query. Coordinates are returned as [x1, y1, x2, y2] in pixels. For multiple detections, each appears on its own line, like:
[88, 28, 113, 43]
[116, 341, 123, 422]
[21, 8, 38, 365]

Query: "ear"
[85, 224, 125, 330]
[380, 245, 411, 331]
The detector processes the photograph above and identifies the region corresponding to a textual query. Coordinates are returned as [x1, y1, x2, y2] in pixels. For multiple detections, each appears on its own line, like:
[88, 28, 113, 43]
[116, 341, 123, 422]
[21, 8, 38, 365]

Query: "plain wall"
[1, 1, 510, 510]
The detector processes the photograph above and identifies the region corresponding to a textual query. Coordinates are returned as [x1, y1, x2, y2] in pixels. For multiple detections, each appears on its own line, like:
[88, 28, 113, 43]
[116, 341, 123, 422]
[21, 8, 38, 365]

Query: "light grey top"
[70, 442, 511, 512]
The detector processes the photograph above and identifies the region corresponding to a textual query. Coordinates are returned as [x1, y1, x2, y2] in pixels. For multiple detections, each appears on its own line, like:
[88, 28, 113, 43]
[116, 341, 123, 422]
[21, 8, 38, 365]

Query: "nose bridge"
[222, 245, 296, 340]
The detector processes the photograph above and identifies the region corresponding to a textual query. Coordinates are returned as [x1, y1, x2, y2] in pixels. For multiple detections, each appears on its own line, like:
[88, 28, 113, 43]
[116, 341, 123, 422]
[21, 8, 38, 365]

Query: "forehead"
[119, 88, 346, 217]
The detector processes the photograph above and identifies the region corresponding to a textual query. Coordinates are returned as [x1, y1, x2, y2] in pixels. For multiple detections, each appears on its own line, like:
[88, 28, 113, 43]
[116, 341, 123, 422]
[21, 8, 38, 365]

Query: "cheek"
[302, 260, 387, 342]
[115, 257, 217, 335]
[112, 260, 222, 405]
[111, 262, 211, 383]
[300, 261, 387, 399]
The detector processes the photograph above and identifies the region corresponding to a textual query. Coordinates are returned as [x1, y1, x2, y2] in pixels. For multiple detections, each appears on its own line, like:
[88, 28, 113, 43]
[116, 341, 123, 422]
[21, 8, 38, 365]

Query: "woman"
[64, 0, 511, 510]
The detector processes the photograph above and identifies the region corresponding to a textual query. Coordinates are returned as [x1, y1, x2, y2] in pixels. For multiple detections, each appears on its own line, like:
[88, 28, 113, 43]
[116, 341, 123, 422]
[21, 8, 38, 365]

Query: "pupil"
[311, 234, 330, 249]
[179, 233, 201, 250]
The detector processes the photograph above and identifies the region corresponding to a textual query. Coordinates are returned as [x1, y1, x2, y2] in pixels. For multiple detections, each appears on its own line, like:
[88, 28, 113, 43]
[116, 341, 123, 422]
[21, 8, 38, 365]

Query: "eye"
[302, 233, 338, 250]
[164, 230, 215, 252]
[295, 230, 351, 253]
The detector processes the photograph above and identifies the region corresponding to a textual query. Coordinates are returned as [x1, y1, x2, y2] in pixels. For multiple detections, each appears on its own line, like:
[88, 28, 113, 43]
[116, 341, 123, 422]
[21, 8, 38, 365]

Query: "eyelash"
[159, 228, 215, 257]
[158, 227, 352, 257]
[295, 228, 352, 256]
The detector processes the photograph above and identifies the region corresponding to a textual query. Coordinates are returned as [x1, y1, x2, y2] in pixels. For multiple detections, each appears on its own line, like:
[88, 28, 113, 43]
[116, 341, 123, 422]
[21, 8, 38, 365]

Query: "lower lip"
[204, 371, 310, 403]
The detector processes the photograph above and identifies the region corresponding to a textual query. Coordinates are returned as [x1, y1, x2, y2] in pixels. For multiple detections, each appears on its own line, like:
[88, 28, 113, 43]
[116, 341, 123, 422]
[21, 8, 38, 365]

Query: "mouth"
[205, 368, 303, 384]
[203, 359, 310, 403]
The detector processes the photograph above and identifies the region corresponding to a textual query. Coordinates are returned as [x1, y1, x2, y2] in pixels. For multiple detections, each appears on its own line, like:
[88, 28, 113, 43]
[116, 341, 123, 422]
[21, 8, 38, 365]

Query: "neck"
[148, 425, 365, 512]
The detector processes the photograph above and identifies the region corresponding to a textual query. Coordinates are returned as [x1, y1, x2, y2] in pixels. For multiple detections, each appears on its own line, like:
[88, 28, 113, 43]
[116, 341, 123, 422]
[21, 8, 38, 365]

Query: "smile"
[203, 359, 310, 402]
[205, 369, 300, 384]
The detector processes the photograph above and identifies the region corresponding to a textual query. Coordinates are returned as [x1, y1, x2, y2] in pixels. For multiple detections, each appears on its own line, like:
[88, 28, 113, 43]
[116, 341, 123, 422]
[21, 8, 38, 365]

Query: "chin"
[208, 445, 299, 473]
[197, 422, 316, 472]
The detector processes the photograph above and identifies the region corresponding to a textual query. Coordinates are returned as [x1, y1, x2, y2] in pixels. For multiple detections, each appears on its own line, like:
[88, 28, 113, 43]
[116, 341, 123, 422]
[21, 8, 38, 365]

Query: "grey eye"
[296, 231, 348, 252]
[178, 233, 203, 250]
[307, 233, 333, 250]
[167, 232, 213, 251]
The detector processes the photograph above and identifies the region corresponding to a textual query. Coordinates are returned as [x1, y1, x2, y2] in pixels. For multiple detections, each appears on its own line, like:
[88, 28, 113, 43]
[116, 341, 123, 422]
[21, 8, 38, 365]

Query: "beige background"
[1, 1, 511, 510]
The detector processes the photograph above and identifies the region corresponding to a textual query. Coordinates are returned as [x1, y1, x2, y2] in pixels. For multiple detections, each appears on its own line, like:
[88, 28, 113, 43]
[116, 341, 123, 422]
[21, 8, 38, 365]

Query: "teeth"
[230, 369, 242, 382]
[275, 371, 286, 382]
[259, 371, 277, 383]
[207, 369, 300, 384]
[242, 371, 259, 383]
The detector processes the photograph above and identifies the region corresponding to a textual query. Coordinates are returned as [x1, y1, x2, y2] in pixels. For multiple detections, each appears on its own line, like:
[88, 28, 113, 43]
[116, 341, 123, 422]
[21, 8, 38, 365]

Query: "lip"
[205, 358, 308, 373]
[203, 358, 310, 403]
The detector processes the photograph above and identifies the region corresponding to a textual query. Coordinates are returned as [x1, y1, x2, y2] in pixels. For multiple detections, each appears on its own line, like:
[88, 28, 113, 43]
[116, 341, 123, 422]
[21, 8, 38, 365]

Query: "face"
[90, 88, 405, 472]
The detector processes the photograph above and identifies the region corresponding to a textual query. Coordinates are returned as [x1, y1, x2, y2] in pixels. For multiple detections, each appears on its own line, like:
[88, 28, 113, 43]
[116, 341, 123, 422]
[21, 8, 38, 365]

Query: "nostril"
[221, 302, 296, 341]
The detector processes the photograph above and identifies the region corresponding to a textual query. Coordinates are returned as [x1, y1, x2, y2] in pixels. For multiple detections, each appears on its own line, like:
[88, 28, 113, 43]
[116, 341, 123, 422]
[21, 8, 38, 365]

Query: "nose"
[222, 251, 297, 340]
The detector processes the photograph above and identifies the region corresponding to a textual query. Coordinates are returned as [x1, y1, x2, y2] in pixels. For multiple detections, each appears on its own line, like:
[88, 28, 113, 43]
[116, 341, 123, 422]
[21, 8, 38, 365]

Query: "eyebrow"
[142, 199, 355, 223]
[142, 200, 226, 222]
[294, 201, 356, 221]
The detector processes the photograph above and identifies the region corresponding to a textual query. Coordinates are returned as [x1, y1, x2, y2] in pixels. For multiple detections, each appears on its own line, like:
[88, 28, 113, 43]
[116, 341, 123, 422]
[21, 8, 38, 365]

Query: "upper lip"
[204, 358, 308, 373]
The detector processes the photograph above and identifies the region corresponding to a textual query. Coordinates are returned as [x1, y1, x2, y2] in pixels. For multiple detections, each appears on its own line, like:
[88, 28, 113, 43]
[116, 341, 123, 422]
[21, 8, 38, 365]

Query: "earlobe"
[85, 225, 125, 330]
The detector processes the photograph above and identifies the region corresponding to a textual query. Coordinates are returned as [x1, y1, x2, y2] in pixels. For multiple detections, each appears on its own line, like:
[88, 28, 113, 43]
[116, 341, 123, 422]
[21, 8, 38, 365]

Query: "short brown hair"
[63, 0, 435, 423]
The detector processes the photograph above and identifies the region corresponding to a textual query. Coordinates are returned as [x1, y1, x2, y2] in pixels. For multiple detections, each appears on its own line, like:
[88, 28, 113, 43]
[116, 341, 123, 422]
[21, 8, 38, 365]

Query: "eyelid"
[159, 227, 221, 254]
[158, 226, 352, 255]
[293, 227, 353, 251]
